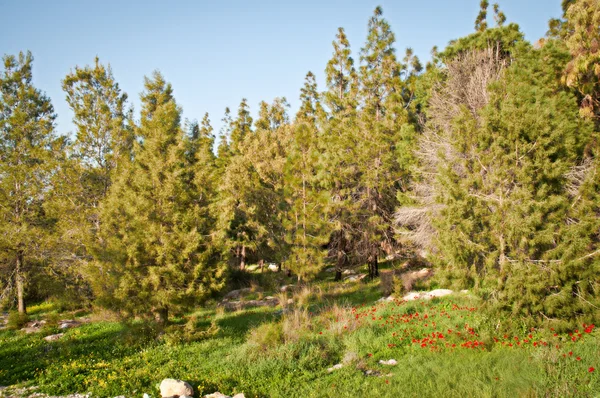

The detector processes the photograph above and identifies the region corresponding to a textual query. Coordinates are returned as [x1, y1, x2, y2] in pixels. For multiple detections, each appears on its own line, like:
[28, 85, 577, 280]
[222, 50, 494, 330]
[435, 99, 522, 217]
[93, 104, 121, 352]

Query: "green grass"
[1, 282, 599, 397]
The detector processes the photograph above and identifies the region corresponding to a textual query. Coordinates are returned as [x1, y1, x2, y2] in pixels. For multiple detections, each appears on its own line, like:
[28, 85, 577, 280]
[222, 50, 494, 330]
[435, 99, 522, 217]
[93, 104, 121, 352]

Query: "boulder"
[379, 359, 398, 366]
[21, 320, 46, 333]
[402, 289, 453, 301]
[159, 378, 194, 398]
[267, 263, 279, 272]
[344, 273, 367, 282]
[43, 333, 64, 342]
[220, 297, 279, 311]
[224, 288, 252, 300]
[59, 319, 80, 329]
[327, 363, 343, 373]
[279, 284, 295, 292]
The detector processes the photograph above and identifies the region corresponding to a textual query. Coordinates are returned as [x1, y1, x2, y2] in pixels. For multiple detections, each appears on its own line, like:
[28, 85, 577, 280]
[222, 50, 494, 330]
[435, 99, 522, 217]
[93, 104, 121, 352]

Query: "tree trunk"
[334, 270, 342, 282]
[240, 245, 246, 270]
[16, 251, 26, 314]
[368, 251, 379, 279]
[154, 306, 168, 326]
[335, 232, 344, 282]
[259, 259, 264, 273]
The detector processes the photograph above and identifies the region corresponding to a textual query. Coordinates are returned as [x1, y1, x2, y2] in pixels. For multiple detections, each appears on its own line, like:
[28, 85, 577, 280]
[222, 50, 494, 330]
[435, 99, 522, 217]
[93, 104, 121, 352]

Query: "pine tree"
[215, 99, 261, 270]
[410, 43, 594, 321]
[475, 0, 489, 32]
[96, 72, 223, 323]
[58, 57, 132, 268]
[230, 98, 253, 155]
[322, 27, 361, 280]
[282, 74, 330, 281]
[324, 27, 358, 115]
[353, 6, 415, 278]
[0, 52, 60, 313]
[561, 0, 600, 120]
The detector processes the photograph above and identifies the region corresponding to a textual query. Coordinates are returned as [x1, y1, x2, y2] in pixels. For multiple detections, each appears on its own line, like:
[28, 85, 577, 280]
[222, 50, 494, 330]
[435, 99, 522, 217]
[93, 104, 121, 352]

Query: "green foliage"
[2, 294, 599, 397]
[562, 0, 600, 120]
[93, 72, 225, 322]
[421, 41, 595, 322]
[246, 321, 284, 351]
[0, 51, 61, 314]
[6, 311, 29, 330]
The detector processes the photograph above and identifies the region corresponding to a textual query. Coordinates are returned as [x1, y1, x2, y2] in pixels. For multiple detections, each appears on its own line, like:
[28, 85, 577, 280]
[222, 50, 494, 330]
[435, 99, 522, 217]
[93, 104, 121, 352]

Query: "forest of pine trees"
[1, 1, 599, 327]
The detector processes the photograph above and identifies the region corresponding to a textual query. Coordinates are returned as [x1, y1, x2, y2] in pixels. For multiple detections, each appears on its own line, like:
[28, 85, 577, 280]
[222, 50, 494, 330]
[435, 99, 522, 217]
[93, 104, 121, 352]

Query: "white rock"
[327, 363, 344, 373]
[379, 359, 398, 366]
[267, 263, 279, 271]
[143, 394, 150, 398]
[202, 393, 245, 398]
[324, 267, 336, 273]
[43, 333, 64, 342]
[280, 284, 295, 292]
[427, 289, 453, 298]
[159, 378, 194, 397]
[402, 289, 453, 301]
[203, 393, 229, 398]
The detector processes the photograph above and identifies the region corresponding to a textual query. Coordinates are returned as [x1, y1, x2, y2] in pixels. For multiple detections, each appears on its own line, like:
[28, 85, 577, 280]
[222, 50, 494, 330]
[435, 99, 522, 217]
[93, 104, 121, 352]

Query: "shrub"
[247, 321, 283, 351]
[7, 311, 29, 330]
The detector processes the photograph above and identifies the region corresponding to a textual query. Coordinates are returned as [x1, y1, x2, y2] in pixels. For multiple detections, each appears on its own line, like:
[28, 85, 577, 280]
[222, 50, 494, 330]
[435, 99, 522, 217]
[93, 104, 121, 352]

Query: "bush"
[7, 311, 29, 330]
[162, 317, 220, 346]
[247, 321, 283, 351]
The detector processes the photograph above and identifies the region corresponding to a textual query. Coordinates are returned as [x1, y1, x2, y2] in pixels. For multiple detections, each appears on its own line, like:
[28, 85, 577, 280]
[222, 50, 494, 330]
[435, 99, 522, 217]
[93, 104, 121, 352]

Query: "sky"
[1, 0, 562, 138]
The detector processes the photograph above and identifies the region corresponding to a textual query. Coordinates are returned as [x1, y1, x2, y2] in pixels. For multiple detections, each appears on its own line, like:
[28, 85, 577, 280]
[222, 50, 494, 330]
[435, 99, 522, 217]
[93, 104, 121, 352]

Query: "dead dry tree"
[395, 47, 506, 253]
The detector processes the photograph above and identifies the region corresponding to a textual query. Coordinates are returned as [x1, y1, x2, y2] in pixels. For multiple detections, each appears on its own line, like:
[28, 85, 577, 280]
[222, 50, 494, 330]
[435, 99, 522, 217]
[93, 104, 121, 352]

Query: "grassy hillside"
[1, 275, 598, 398]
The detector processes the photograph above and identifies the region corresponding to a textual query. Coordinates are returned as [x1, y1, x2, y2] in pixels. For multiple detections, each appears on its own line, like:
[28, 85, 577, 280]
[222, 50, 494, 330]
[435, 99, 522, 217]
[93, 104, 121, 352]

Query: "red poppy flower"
[589, 367, 595, 372]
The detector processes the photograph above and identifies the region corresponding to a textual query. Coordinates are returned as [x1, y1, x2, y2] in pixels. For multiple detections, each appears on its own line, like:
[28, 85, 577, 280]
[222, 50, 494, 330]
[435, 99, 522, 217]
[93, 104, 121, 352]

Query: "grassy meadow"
[1, 269, 598, 398]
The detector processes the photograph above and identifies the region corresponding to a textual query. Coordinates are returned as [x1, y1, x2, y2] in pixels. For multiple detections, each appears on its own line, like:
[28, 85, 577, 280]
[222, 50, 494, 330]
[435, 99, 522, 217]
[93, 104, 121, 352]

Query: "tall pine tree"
[0, 52, 60, 313]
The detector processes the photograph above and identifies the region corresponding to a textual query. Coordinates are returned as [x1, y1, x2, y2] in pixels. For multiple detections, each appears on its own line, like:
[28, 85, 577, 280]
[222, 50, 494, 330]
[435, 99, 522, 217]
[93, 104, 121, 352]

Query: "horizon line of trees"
[1, 0, 598, 327]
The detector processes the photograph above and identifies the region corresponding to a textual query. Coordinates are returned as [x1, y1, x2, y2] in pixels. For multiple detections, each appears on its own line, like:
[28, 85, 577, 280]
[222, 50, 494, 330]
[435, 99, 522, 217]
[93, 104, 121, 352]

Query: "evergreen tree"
[58, 57, 132, 267]
[410, 43, 594, 322]
[322, 27, 361, 280]
[215, 99, 262, 270]
[230, 98, 253, 154]
[0, 52, 60, 313]
[561, 0, 600, 120]
[96, 72, 223, 323]
[324, 27, 358, 115]
[282, 75, 330, 281]
[353, 6, 415, 278]
[475, 0, 489, 32]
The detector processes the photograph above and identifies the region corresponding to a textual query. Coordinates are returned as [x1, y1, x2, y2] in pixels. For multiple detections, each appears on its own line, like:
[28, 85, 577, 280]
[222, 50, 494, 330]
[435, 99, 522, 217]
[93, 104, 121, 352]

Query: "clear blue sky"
[1, 0, 561, 138]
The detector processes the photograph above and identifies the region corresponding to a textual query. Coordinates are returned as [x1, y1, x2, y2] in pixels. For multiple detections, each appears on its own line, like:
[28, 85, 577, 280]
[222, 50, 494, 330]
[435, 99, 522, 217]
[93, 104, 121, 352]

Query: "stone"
[224, 288, 252, 300]
[402, 289, 453, 301]
[267, 263, 278, 271]
[324, 267, 336, 273]
[279, 284, 295, 292]
[327, 363, 343, 373]
[43, 333, 64, 342]
[220, 297, 279, 311]
[159, 378, 194, 398]
[203, 393, 244, 398]
[344, 273, 367, 282]
[59, 320, 80, 329]
[379, 359, 398, 366]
